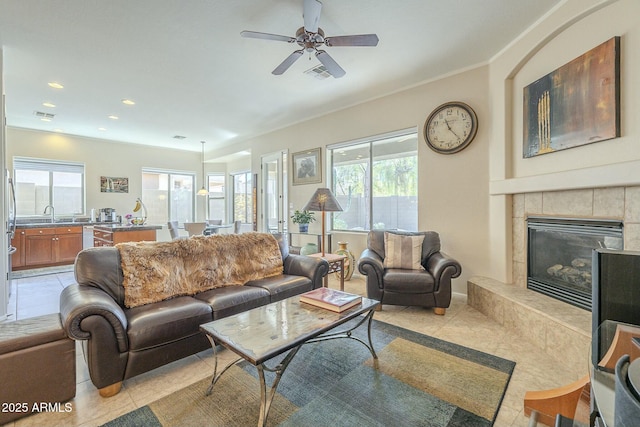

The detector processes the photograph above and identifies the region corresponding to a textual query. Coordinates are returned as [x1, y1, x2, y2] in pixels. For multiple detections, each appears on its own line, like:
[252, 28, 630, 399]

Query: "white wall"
[213, 66, 491, 294]
[6, 128, 204, 223]
[488, 0, 640, 281]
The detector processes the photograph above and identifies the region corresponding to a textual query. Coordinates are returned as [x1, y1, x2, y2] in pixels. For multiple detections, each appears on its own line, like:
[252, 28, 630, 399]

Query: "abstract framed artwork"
[523, 36, 620, 158]
[292, 148, 322, 185]
[100, 176, 129, 193]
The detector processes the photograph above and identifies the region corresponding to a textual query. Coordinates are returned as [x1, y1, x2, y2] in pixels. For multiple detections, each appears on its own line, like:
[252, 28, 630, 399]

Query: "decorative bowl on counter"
[131, 218, 145, 225]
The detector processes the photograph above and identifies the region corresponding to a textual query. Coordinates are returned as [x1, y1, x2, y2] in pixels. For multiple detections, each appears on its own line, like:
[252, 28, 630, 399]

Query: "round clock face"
[424, 102, 478, 154]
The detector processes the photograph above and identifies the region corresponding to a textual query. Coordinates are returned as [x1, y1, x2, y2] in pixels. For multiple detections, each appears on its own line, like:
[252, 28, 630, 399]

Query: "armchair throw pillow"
[383, 232, 425, 270]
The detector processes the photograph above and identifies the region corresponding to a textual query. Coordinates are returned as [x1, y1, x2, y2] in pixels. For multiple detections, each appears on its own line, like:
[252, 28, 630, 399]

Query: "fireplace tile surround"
[468, 185, 640, 378]
[512, 186, 640, 288]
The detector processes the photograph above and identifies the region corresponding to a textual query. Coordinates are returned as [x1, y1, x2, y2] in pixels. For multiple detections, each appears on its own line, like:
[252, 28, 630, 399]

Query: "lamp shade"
[303, 188, 343, 212]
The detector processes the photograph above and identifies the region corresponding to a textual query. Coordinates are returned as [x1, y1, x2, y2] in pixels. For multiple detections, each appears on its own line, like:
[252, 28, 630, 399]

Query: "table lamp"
[303, 188, 343, 256]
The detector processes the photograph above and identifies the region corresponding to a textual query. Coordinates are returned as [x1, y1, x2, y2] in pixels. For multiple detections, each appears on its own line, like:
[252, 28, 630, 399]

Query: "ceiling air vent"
[34, 111, 55, 120]
[172, 135, 187, 140]
[304, 64, 331, 80]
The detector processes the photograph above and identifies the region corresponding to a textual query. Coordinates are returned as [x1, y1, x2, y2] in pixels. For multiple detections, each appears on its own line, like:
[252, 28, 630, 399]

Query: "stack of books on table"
[300, 288, 362, 312]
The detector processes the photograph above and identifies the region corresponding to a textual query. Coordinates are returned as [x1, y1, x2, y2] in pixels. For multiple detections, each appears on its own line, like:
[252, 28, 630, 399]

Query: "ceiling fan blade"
[303, 0, 322, 33]
[272, 50, 304, 75]
[315, 50, 345, 78]
[325, 34, 379, 47]
[241, 30, 295, 43]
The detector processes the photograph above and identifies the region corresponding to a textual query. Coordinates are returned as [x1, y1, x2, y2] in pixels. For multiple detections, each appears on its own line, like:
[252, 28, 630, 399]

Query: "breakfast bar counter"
[93, 224, 161, 247]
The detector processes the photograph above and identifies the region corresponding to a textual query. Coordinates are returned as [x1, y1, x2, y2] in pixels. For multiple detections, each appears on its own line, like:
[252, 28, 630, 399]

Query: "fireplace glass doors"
[527, 217, 623, 310]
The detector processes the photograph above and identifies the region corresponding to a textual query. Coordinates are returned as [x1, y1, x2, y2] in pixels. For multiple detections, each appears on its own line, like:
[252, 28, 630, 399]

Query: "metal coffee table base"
[204, 310, 378, 427]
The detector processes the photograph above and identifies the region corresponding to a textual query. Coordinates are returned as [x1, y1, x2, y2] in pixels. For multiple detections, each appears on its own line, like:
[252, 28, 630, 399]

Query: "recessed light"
[42, 102, 56, 108]
[48, 82, 64, 89]
[121, 99, 135, 105]
[108, 115, 119, 120]
[98, 127, 107, 131]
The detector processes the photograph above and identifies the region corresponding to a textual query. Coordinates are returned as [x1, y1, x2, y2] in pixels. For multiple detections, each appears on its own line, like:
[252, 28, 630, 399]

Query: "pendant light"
[197, 140, 209, 196]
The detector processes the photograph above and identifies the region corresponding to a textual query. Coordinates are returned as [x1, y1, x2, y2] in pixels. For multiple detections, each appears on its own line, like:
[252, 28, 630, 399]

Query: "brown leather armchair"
[357, 230, 461, 315]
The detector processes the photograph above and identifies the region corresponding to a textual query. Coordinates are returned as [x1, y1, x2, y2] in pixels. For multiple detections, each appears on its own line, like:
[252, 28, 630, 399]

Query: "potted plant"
[291, 209, 316, 233]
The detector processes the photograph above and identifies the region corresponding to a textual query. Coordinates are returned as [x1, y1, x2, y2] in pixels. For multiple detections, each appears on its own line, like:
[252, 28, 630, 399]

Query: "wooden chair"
[524, 375, 590, 426]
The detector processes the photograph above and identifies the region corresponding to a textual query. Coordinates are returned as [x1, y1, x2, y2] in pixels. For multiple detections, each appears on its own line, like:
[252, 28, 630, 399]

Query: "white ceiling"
[0, 0, 560, 155]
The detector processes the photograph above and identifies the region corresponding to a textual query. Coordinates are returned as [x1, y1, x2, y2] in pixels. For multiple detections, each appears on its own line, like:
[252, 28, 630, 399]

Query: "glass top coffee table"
[200, 294, 380, 427]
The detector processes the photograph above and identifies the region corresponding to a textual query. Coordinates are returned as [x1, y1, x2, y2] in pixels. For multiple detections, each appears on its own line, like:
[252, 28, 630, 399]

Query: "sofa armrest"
[357, 248, 384, 289]
[284, 254, 329, 289]
[425, 251, 462, 291]
[59, 284, 129, 353]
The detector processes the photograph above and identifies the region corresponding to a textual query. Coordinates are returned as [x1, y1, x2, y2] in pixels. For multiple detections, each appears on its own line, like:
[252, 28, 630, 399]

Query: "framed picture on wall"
[523, 36, 620, 158]
[100, 176, 129, 193]
[292, 148, 322, 186]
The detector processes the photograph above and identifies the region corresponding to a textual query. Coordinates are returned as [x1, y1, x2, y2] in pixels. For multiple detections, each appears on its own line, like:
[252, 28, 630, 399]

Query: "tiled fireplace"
[513, 186, 640, 288]
[468, 185, 640, 377]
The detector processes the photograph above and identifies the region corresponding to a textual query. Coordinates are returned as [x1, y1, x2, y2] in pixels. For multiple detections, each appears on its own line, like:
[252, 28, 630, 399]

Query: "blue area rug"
[102, 319, 515, 426]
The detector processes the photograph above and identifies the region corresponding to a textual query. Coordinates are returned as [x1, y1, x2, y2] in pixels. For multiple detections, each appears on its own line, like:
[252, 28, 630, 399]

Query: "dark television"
[592, 249, 640, 367]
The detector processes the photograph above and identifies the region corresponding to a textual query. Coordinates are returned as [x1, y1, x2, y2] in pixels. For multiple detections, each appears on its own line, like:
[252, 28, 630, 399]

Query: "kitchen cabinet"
[10, 230, 25, 269]
[93, 225, 159, 247]
[55, 227, 84, 263]
[22, 226, 83, 268]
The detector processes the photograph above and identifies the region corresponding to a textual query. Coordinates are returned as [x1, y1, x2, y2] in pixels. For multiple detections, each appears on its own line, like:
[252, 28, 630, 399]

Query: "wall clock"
[424, 102, 478, 154]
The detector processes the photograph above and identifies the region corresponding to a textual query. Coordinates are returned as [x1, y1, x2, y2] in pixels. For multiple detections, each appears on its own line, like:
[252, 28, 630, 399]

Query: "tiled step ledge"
[468, 276, 591, 377]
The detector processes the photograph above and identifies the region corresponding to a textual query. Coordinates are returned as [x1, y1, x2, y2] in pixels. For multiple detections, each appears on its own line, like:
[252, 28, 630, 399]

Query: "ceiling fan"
[241, 0, 379, 78]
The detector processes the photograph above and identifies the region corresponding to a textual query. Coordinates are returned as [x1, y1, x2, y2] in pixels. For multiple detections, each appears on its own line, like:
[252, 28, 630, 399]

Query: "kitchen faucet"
[43, 205, 55, 223]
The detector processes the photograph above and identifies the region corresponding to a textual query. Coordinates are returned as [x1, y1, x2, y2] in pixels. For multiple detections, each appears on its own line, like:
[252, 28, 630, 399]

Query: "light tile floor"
[4, 270, 580, 427]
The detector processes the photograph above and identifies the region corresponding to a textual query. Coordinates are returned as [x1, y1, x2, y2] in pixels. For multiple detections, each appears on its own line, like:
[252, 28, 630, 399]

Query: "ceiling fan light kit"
[241, 0, 379, 78]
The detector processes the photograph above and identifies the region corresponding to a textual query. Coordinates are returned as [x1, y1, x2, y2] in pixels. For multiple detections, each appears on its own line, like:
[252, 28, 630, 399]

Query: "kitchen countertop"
[14, 221, 161, 231]
[15, 221, 97, 229]
[94, 224, 162, 232]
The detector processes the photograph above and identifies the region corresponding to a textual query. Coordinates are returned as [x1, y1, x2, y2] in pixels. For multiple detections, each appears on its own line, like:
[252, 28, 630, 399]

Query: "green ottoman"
[0, 313, 76, 424]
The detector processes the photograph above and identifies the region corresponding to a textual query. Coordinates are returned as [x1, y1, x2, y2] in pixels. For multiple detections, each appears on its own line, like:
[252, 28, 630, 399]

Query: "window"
[141, 169, 194, 226]
[232, 172, 252, 224]
[329, 129, 418, 231]
[206, 173, 226, 221]
[13, 157, 85, 217]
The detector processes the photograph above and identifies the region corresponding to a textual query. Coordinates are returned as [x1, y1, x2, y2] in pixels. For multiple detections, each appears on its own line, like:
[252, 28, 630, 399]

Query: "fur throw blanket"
[116, 233, 284, 308]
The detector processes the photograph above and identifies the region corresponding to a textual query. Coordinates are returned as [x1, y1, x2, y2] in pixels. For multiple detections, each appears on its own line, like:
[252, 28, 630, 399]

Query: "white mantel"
[490, 160, 640, 196]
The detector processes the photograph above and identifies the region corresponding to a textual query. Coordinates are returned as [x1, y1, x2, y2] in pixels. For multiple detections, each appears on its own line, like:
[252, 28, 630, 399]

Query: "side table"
[308, 253, 346, 291]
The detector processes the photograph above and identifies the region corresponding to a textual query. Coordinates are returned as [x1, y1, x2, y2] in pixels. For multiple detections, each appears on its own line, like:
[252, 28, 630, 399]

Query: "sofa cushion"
[246, 274, 313, 302]
[383, 232, 425, 270]
[126, 297, 212, 351]
[195, 286, 271, 320]
[117, 233, 283, 308]
[383, 269, 435, 294]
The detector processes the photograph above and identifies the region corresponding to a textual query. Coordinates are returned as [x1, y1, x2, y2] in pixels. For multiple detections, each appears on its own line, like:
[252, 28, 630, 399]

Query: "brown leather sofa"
[357, 230, 461, 314]
[59, 233, 328, 397]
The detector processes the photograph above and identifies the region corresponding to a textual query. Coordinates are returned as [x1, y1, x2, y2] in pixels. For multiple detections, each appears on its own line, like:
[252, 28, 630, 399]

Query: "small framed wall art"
[292, 148, 322, 186]
[100, 176, 129, 193]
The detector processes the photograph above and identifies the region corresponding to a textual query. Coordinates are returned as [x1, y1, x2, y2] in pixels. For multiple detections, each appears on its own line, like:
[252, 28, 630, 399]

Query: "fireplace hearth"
[527, 217, 623, 310]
